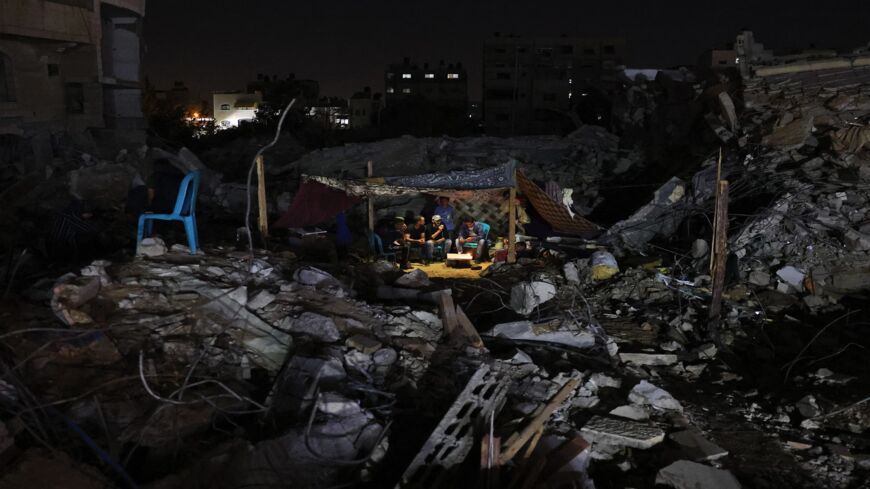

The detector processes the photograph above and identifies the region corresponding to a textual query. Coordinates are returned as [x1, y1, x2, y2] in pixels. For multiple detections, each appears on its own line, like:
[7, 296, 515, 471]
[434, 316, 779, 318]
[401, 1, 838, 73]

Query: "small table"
[446, 253, 474, 268]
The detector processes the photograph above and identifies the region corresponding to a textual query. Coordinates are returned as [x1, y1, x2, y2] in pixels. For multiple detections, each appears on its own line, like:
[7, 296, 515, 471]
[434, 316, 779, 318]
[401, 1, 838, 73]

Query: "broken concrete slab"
[619, 353, 678, 366]
[345, 334, 382, 354]
[655, 460, 741, 489]
[509, 281, 557, 315]
[670, 429, 729, 461]
[394, 269, 431, 288]
[609, 404, 650, 421]
[246, 290, 276, 310]
[580, 415, 665, 450]
[485, 321, 596, 349]
[286, 312, 341, 343]
[137, 237, 168, 257]
[628, 380, 683, 412]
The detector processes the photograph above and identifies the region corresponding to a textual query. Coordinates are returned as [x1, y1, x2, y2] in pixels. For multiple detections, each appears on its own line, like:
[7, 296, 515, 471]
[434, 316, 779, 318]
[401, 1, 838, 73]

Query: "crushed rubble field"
[3, 48, 870, 489]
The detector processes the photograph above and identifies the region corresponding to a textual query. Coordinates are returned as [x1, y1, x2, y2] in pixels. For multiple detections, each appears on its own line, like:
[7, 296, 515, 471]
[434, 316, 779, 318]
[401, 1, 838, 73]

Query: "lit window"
[220, 104, 231, 110]
[402, 73, 412, 79]
[402, 88, 411, 94]
[425, 73, 435, 79]
[386, 87, 395, 93]
[735, 57, 740, 64]
[447, 73, 460, 79]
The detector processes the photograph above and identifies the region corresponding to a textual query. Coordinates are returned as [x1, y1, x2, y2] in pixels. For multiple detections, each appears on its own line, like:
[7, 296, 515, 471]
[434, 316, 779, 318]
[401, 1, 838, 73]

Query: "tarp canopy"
[307, 161, 517, 197]
[275, 160, 601, 237]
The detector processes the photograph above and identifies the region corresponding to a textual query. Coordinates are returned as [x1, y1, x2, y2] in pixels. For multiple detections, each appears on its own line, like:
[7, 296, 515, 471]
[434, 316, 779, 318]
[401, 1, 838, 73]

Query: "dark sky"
[143, 0, 870, 101]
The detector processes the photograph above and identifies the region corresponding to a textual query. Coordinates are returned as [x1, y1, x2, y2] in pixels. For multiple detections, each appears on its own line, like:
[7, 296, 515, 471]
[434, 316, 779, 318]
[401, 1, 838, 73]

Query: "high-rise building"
[384, 57, 467, 108]
[483, 34, 627, 135]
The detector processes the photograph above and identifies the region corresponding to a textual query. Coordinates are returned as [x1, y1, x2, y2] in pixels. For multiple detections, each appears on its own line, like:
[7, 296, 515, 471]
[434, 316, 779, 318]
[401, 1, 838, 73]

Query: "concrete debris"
[509, 281, 557, 315]
[394, 268, 432, 288]
[797, 395, 823, 418]
[607, 176, 687, 251]
[580, 415, 665, 450]
[619, 353, 678, 366]
[486, 321, 596, 349]
[670, 429, 729, 461]
[136, 236, 168, 257]
[287, 312, 342, 343]
[628, 380, 684, 412]
[656, 460, 742, 489]
[609, 404, 650, 421]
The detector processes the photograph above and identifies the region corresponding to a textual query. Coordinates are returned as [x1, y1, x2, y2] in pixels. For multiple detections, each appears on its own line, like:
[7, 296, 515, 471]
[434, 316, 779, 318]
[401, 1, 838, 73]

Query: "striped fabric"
[517, 172, 601, 237]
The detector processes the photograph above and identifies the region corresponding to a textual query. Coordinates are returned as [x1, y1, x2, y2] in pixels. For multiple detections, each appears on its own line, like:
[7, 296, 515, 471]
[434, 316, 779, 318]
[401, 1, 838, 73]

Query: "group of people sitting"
[378, 197, 490, 269]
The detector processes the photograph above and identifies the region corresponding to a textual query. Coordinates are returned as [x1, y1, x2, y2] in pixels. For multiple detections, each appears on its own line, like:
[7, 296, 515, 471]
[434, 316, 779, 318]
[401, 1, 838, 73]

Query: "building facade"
[482, 34, 627, 135]
[0, 0, 147, 144]
[213, 91, 262, 129]
[384, 58, 467, 108]
[349, 87, 381, 129]
[700, 31, 773, 75]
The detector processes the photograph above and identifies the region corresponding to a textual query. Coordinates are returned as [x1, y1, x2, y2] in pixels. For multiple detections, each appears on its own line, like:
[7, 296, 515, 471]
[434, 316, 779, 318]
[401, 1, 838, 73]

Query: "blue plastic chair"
[136, 171, 201, 255]
[368, 232, 396, 262]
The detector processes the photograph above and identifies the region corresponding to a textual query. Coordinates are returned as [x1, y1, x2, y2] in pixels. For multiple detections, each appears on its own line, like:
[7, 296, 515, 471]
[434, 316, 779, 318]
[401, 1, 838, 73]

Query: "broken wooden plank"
[498, 377, 581, 465]
[708, 179, 730, 333]
[256, 155, 269, 240]
[479, 434, 501, 489]
[505, 427, 544, 489]
[540, 435, 590, 480]
[454, 303, 485, 349]
[436, 290, 458, 339]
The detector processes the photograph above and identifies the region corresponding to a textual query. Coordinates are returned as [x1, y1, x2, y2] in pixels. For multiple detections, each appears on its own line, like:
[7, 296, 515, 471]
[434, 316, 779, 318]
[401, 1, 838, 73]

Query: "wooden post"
[709, 147, 723, 273]
[708, 179, 729, 334]
[256, 155, 269, 240]
[367, 160, 375, 234]
[507, 175, 517, 263]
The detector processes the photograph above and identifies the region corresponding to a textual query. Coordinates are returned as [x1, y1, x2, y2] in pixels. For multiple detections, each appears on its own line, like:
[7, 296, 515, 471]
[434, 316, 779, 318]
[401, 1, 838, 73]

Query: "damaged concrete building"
[0, 0, 146, 166]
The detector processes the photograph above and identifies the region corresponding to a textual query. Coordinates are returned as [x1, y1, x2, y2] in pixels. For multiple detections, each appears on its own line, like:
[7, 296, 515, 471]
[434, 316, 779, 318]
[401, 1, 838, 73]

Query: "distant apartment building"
[384, 58, 468, 108]
[700, 30, 773, 75]
[348, 86, 381, 129]
[213, 91, 262, 129]
[0, 0, 147, 144]
[482, 34, 627, 135]
[246, 73, 321, 110]
[307, 97, 350, 129]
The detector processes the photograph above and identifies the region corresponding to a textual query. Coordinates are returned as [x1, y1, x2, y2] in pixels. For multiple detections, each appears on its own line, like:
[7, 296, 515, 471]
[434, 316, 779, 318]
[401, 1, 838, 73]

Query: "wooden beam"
[454, 304, 485, 349]
[256, 155, 269, 240]
[505, 427, 544, 489]
[708, 179, 730, 333]
[367, 160, 375, 234]
[508, 185, 517, 264]
[498, 377, 581, 465]
[540, 435, 590, 481]
[479, 435, 501, 489]
[436, 291, 459, 339]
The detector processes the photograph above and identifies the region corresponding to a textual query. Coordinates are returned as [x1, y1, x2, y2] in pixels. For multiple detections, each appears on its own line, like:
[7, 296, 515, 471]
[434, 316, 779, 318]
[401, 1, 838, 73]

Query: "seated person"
[515, 240, 536, 259]
[378, 217, 409, 268]
[455, 215, 490, 263]
[426, 214, 450, 257]
[405, 216, 433, 265]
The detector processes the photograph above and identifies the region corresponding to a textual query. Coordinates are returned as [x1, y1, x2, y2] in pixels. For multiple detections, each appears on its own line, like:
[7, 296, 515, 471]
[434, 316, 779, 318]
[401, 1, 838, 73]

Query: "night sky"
[143, 0, 870, 101]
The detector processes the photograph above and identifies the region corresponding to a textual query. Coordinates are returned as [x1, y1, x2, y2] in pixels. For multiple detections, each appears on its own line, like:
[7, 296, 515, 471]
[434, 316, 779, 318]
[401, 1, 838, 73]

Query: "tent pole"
[256, 155, 269, 240]
[508, 183, 517, 264]
[367, 160, 375, 234]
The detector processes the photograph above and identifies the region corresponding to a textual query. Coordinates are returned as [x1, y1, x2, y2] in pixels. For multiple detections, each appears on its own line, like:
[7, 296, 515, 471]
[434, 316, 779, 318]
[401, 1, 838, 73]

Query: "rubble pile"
[269, 128, 644, 217]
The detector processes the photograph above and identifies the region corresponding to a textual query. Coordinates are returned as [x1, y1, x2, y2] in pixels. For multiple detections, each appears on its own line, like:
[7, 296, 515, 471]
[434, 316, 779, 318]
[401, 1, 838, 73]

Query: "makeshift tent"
[275, 161, 600, 260]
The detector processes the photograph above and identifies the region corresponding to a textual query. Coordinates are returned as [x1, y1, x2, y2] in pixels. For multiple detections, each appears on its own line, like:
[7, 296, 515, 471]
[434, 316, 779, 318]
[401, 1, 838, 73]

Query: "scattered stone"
[748, 270, 771, 286]
[776, 265, 805, 291]
[580, 415, 665, 450]
[563, 262, 581, 284]
[589, 373, 622, 389]
[227, 286, 248, 306]
[346, 334, 383, 354]
[486, 321, 595, 349]
[509, 281, 557, 315]
[372, 348, 398, 367]
[628, 380, 683, 412]
[610, 404, 650, 421]
[619, 353, 678, 366]
[796, 395, 822, 418]
[670, 429, 729, 461]
[247, 290, 276, 310]
[691, 239, 709, 258]
[656, 460, 741, 489]
[288, 312, 341, 342]
[394, 269, 432, 288]
[137, 237, 167, 257]
[316, 393, 360, 416]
